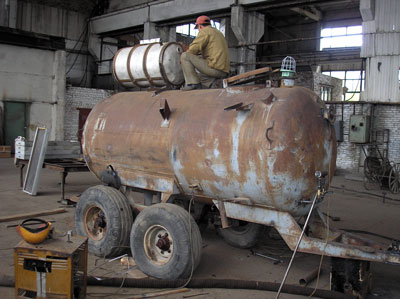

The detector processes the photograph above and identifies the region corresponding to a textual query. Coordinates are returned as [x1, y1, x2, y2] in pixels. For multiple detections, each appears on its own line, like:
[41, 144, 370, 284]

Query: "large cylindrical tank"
[113, 42, 184, 88]
[83, 86, 336, 216]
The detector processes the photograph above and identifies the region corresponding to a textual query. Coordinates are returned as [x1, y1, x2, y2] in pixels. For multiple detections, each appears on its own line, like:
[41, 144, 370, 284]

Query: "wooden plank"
[223, 67, 271, 87]
[0, 145, 11, 158]
[0, 208, 66, 223]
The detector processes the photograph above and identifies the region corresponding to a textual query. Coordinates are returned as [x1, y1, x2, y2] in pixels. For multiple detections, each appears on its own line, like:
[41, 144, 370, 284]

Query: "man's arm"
[187, 30, 209, 55]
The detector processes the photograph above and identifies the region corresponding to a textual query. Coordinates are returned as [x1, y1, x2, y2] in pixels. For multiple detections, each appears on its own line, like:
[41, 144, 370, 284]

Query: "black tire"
[130, 203, 202, 279]
[218, 221, 264, 249]
[75, 185, 133, 258]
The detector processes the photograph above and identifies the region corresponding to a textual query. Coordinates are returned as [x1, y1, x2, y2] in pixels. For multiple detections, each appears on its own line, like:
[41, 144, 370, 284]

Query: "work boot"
[180, 83, 202, 91]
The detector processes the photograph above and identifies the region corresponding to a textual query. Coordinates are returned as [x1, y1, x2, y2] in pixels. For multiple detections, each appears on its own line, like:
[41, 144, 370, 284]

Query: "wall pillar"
[144, 21, 176, 42]
[52, 50, 66, 140]
[143, 21, 158, 40]
[0, 0, 17, 27]
[230, 5, 264, 74]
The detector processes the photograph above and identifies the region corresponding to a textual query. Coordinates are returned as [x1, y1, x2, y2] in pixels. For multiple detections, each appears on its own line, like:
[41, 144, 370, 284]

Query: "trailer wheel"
[218, 220, 264, 248]
[75, 185, 133, 258]
[130, 203, 202, 279]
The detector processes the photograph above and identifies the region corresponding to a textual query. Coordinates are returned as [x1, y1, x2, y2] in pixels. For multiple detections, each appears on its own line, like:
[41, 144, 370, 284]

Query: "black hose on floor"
[90, 277, 356, 299]
[1, 274, 356, 299]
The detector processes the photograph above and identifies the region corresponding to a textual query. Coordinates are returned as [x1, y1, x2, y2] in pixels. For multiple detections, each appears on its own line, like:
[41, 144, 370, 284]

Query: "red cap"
[195, 15, 211, 29]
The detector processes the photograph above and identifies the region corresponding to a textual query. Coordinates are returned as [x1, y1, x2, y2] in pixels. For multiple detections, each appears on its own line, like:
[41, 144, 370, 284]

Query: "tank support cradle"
[214, 200, 400, 296]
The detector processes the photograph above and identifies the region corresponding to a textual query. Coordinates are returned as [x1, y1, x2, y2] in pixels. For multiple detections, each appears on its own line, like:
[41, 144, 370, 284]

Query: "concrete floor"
[0, 157, 399, 298]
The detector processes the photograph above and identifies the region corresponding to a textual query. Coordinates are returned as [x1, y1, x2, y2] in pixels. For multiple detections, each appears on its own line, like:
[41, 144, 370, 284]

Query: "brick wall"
[327, 102, 400, 173]
[64, 87, 114, 141]
[294, 72, 343, 101]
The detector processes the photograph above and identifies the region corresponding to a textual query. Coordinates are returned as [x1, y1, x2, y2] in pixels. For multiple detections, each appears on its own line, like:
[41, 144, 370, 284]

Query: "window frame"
[320, 25, 363, 50]
[322, 70, 365, 101]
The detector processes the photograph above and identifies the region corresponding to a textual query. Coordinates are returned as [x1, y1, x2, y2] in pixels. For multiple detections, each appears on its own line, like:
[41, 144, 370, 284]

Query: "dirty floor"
[0, 158, 399, 298]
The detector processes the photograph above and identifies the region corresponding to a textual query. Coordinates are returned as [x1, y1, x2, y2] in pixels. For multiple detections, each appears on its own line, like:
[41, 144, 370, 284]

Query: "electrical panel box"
[14, 235, 88, 299]
[349, 115, 370, 143]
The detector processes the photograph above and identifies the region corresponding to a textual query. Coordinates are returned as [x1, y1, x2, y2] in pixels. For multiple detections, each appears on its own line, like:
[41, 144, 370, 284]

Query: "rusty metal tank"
[113, 42, 184, 88]
[83, 86, 336, 216]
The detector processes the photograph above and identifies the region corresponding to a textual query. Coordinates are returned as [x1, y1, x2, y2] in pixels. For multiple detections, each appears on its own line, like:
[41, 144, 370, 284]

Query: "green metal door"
[4, 102, 26, 151]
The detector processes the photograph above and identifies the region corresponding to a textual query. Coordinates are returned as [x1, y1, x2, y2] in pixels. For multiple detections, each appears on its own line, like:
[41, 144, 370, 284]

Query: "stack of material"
[0, 145, 11, 158]
[15, 137, 81, 160]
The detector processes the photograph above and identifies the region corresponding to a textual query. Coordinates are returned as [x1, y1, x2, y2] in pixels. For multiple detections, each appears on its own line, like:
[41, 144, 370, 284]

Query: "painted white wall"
[16, 1, 91, 87]
[0, 44, 65, 140]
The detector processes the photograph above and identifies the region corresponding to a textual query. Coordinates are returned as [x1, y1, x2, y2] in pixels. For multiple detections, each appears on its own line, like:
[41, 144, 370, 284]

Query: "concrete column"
[158, 26, 176, 42]
[0, 0, 17, 27]
[52, 50, 66, 140]
[8, 0, 17, 28]
[88, 24, 117, 76]
[230, 5, 264, 74]
[144, 21, 176, 42]
[0, 0, 9, 26]
[143, 21, 158, 40]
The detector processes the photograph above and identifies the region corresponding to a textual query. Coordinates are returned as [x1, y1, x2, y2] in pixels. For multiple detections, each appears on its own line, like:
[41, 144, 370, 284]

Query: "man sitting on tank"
[180, 15, 230, 91]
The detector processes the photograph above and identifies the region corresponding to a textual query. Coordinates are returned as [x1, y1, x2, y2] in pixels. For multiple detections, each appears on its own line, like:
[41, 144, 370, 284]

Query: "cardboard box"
[0, 145, 11, 158]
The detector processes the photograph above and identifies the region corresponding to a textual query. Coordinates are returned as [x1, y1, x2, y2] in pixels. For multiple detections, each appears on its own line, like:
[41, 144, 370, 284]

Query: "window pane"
[345, 80, 360, 92]
[321, 25, 362, 50]
[347, 25, 362, 35]
[332, 27, 346, 36]
[176, 25, 183, 34]
[347, 35, 362, 47]
[345, 93, 360, 101]
[330, 71, 346, 80]
[346, 71, 361, 79]
[184, 24, 190, 35]
[330, 36, 347, 47]
[320, 38, 331, 49]
[321, 28, 332, 37]
[189, 24, 196, 36]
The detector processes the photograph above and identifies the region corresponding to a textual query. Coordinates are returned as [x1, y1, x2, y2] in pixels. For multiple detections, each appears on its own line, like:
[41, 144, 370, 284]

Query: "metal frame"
[215, 200, 400, 264]
[23, 127, 49, 196]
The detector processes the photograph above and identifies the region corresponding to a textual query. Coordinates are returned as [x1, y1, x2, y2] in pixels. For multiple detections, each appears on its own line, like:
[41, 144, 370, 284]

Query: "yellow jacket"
[187, 26, 230, 73]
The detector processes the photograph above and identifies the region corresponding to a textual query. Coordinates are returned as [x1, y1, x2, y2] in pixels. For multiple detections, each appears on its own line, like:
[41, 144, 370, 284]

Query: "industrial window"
[320, 86, 332, 101]
[320, 25, 362, 50]
[323, 70, 365, 101]
[176, 20, 221, 37]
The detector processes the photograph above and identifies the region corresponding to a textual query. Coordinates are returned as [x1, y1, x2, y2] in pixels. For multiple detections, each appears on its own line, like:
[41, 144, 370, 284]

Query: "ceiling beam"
[290, 6, 322, 21]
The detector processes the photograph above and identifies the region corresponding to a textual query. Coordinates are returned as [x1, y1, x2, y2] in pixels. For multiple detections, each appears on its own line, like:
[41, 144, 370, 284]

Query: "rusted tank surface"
[83, 86, 336, 216]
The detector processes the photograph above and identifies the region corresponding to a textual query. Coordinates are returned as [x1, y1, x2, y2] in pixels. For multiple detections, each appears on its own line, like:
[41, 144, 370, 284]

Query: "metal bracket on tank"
[224, 102, 254, 112]
[100, 165, 121, 189]
[265, 120, 274, 149]
[159, 98, 171, 127]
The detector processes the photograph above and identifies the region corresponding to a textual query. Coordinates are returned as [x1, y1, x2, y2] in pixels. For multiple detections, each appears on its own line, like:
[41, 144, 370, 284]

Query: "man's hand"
[178, 42, 189, 52]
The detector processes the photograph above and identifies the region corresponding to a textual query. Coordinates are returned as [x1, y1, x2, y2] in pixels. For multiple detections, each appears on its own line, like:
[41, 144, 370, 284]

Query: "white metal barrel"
[113, 42, 184, 88]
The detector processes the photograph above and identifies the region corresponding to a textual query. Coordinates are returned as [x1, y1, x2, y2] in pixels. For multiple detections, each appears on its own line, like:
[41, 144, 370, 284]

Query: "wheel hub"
[84, 206, 107, 241]
[156, 233, 171, 251]
[144, 225, 173, 265]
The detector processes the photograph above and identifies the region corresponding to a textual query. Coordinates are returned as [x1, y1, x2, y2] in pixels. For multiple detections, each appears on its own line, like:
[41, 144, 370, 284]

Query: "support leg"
[60, 171, 67, 201]
[20, 164, 25, 188]
[144, 191, 153, 206]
